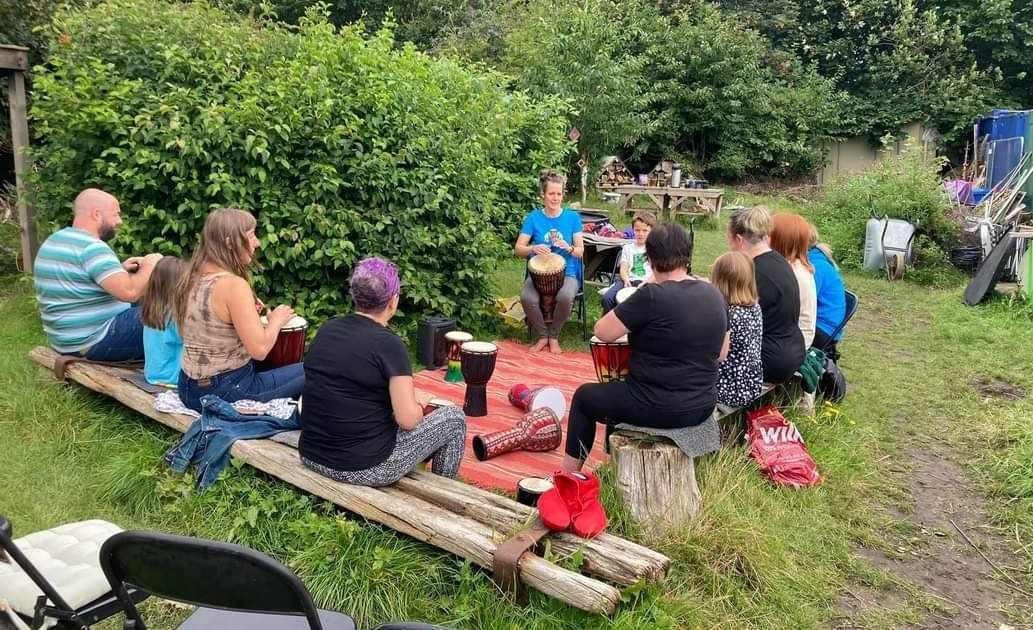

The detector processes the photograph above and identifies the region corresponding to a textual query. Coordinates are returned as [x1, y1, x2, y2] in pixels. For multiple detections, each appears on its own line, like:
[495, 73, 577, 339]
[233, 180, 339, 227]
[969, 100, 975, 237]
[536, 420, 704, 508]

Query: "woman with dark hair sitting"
[562, 223, 729, 471]
[299, 257, 467, 486]
[727, 206, 805, 384]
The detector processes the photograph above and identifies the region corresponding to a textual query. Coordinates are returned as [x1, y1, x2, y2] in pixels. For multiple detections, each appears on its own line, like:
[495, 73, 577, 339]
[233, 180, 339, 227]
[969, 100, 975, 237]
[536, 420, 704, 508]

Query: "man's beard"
[99, 222, 116, 241]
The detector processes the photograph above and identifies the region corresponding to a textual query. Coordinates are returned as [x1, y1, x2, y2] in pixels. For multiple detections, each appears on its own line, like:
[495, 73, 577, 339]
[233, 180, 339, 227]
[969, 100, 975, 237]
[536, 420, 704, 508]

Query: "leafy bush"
[29, 0, 571, 330]
[812, 143, 956, 271]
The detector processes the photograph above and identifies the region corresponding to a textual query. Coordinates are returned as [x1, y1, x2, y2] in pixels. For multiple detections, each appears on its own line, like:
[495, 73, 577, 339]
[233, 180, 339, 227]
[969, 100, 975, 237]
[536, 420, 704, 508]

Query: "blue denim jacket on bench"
[164, 394, 301, 490]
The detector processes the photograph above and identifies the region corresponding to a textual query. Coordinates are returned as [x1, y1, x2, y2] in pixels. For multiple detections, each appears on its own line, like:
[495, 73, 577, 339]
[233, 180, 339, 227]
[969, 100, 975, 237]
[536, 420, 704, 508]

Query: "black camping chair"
[99, 530, 450, 630]
[0, 514, 146, 630]
[828, 289, 858, 341]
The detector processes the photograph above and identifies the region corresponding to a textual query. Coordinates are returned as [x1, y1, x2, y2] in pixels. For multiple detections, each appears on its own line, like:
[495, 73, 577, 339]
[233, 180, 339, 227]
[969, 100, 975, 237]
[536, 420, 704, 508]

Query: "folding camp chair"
[99, 529, 450, 630]
[0, 514, 146, 630]
[828, 290, 858, 341]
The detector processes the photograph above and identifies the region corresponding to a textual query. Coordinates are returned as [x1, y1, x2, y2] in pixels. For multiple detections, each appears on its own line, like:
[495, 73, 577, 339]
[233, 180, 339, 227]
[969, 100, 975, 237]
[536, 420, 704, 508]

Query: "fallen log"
[28, 347, 632, 614]
[397, 471, 670, 585]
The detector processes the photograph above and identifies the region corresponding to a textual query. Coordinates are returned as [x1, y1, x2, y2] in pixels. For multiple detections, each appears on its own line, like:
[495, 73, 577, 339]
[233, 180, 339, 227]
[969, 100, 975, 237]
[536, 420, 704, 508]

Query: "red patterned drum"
[589, 334, 631, 383]
[258, 315, 307, 370]
[471, 407, 562, 461]
[507, 383, 567, 420]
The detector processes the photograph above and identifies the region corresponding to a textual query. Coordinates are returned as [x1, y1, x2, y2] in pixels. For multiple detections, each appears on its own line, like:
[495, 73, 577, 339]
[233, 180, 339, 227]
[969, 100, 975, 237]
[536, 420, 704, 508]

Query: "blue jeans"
[177, 360, 305, 413]
[84, 307, 144, 361]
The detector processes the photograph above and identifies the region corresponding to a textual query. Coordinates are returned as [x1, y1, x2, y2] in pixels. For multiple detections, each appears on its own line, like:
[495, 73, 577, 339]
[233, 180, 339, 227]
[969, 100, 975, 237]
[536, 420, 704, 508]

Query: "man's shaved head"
[73, 188, 118, 216]
[72, 188, 122, 241]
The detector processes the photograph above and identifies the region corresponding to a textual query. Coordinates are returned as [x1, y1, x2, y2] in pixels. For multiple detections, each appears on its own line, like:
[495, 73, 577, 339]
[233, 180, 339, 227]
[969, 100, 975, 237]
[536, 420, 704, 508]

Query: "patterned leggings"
[302, 405, 467, 487]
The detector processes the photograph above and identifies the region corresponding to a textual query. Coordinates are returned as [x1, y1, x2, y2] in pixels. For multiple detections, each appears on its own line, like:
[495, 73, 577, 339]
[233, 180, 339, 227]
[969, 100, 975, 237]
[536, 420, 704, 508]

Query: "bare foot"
[548, 338, 563, 354]
[531, 338, 549, 352]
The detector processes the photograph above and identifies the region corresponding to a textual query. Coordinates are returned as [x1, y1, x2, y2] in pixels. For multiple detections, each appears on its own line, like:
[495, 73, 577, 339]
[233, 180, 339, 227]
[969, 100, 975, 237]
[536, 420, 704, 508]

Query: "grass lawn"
[1, 195, 1031, 628]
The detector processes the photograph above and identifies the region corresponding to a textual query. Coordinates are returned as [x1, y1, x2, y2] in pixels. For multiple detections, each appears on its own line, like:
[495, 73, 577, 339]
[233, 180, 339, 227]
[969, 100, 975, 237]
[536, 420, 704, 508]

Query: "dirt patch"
[971, 377, 1027, 402]
[833, 440, 1032, 628]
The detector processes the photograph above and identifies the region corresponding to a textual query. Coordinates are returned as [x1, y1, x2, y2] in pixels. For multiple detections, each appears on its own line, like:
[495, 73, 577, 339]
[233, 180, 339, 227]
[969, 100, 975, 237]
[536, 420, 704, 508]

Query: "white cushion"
[0, 520, 122, 620]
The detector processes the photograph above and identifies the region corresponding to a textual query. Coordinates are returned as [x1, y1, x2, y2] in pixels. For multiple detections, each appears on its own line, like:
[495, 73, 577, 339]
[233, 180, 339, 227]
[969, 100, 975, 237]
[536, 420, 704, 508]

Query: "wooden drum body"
[459, 341, 498, 417]
[471, 407, 562, 461]
[444, 331, 473, 383]
[589, 335, 631, 383]
[528, 253, 566, 321]
[258, 315, 308, 370]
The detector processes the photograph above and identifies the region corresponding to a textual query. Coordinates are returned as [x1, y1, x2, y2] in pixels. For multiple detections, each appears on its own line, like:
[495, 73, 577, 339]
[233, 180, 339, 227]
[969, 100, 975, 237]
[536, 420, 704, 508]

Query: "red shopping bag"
[745, 405, 822, 488]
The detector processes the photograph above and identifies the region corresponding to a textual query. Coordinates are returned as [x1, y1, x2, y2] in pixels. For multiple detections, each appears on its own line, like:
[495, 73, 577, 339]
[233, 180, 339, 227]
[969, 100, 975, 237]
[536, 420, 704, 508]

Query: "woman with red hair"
[770, 213, 817, 348]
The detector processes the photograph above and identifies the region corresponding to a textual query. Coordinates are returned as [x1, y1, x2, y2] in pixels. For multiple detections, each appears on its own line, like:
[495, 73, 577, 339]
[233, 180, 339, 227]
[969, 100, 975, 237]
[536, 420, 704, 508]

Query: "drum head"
[518, 477, 554, 493]
[445, 331, 473, 342]
[427, 397, 455, 407]
[461, 340, 498, 354]
[616, 286, 637, 304]
[284, 315, 307, 330]
[528, 253, 566, 274]
[528, 386, 567, 420]
[590, 335, 628, 345]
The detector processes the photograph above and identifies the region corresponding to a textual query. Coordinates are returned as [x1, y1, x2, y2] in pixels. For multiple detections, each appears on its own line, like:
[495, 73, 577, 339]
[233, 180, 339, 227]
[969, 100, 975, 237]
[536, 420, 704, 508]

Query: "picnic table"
[611, 185, 724, 220]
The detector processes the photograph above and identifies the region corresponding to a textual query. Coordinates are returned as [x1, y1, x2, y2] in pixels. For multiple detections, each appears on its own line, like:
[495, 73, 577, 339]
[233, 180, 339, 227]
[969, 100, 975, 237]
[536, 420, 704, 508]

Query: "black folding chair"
[99, 530, 450, 630]
[828, 289, 858, 341]
[0, 515, 146, 630]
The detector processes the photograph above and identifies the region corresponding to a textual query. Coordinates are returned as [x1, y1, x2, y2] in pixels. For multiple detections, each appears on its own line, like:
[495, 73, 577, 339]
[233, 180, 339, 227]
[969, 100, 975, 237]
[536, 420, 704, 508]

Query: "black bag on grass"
[818, 357, 847, 403]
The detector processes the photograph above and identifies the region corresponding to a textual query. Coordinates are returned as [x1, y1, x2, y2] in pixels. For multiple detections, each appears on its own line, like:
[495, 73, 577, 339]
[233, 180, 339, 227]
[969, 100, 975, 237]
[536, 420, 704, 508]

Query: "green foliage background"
[28, 0, 572, 329]
[813, 144, 956, 271]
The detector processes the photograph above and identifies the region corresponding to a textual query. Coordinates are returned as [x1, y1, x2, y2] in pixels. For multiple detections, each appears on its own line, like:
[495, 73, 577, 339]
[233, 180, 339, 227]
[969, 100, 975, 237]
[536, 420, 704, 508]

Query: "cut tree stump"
[608, 431, 701, 538]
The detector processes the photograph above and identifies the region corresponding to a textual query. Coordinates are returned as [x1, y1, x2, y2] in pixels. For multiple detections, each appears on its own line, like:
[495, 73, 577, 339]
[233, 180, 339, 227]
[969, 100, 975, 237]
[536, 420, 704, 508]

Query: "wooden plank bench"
[28, 347, 672, 615]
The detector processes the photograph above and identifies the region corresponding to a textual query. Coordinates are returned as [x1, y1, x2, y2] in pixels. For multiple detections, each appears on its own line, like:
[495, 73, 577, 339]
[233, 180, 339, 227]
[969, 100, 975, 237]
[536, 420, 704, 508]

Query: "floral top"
[717, 303, 764, 408]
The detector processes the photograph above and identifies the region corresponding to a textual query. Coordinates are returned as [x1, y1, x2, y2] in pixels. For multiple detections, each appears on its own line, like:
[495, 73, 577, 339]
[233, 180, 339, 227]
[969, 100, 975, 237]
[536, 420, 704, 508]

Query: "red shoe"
[566, 471, 608, 538]
[537, 474, 572, 532]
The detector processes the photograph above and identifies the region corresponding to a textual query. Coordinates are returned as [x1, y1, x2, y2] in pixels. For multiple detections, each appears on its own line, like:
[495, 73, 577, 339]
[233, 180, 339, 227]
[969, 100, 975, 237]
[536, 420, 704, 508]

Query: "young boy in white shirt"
[601, 211, 655, 313]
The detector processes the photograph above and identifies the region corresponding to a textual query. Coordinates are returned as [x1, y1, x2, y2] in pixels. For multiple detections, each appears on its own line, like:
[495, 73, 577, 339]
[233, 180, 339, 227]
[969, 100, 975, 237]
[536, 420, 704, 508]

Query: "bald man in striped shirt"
[33, 189, 162, 361]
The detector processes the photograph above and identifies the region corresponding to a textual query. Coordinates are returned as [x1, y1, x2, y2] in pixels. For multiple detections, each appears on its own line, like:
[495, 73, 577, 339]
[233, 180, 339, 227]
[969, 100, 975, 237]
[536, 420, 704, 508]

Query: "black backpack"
[818, 357, 847, 403]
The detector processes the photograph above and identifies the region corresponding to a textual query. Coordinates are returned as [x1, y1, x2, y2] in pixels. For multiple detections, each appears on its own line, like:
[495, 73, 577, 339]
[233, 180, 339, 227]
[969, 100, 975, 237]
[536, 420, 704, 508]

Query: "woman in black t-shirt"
[726, 206, 805, 383]
[298, 257, 467, 486]
[562, 224, 730, 471]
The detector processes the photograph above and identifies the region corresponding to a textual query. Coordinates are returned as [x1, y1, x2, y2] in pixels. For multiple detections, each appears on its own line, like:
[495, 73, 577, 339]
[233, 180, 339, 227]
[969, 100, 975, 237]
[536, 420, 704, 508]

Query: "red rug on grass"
[413, 340, 607, 492]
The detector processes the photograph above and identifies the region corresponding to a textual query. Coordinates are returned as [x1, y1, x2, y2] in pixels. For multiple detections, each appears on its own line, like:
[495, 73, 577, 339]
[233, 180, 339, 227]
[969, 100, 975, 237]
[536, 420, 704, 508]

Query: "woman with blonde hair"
[175, 208, 303, 412]
[770, 213, 817, 348]
[710, 251, 763, 407]
[727, 205, 804, 383]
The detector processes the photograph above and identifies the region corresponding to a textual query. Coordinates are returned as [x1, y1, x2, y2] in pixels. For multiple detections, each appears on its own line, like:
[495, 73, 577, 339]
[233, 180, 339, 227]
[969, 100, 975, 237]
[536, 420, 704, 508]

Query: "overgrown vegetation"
[812, 144, 957, 275]
[27, 0, 571, 330]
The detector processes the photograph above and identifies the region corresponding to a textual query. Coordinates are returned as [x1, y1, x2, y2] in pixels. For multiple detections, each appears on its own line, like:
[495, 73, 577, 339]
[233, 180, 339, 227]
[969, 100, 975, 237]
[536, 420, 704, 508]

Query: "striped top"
[33, 227, 130, 353]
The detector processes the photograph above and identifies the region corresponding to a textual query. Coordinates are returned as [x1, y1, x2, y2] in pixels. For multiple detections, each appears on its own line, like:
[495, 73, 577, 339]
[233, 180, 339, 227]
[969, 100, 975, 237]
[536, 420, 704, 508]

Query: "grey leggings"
[301, 405, 467, 486]
[521, 275, 578, 339]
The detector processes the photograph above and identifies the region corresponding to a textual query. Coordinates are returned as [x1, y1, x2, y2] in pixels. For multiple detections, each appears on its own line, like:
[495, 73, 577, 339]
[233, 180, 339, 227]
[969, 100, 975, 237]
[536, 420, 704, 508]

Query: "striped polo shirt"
[33, 227, 130, 353]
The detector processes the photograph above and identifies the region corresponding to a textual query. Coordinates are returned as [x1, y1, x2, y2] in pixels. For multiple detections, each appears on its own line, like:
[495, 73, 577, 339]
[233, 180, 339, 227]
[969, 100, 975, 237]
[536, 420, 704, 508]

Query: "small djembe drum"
[615, 286, 637, 304]
[507, 383, 567, 420]
[443, 331, 473, 383]
[589, 335, 632, 383]
[516, 476, 555, 507]
[459, 341, 498, 417]
[471, 407, 562, 461]
[422, 397, 456, 416]
[528, 252, 566, 321]
[257, 315, 308, 370]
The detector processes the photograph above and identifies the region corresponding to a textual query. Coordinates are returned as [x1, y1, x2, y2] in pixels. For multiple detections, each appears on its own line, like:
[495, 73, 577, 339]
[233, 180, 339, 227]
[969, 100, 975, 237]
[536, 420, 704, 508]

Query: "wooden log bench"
[28, 347, 671, 616]
[607, 383, 782, 538]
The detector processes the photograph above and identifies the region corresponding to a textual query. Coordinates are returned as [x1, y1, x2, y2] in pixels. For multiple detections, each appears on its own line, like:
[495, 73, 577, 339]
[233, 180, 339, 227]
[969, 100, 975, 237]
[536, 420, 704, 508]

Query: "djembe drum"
[528, 253, 566, 321]
[589, 335, 632, 383]
[471, 407, 562, 461]
[507, 383, 567, 420]
[257, 315, 308, 370]
[459, 341, 498, 417]
[443, 331, 473, 383]
[615, 286, 637, 304]
[516, 477, 555, 507]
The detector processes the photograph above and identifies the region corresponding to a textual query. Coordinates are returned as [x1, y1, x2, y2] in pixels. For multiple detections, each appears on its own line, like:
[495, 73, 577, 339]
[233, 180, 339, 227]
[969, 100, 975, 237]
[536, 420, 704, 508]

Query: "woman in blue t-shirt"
[513, 170, 585, 354]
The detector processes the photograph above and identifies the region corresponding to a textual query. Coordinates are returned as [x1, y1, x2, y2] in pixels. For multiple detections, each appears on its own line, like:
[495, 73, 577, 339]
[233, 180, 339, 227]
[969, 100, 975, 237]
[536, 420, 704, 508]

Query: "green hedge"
[29, 0, 571, 330]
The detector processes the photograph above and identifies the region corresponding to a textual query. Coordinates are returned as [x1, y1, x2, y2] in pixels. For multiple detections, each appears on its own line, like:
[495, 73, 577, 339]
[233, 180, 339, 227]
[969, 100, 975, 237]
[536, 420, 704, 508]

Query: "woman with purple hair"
[299, 257, 467, 486]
